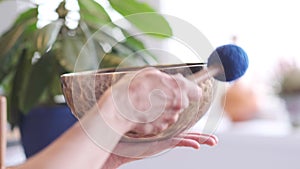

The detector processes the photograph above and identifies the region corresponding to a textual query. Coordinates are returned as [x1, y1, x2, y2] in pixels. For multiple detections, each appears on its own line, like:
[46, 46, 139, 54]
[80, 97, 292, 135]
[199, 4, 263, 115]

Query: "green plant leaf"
[34, 19, 63, 54]
[0, 26, 25, 82]
[0, 70, 16, 125]
[91, 27, 157, 66]
[47, 57, 68, 98]
[0, 8, 37, 82]
[78, 0, 111, 28]
[99, 53, 123, 68]
[55, 36, 78, 72]
[13, 7, 38, 26]
[9, 49, 32, 125]
[0, 25, 24, 62]
[49, 71, 63, 97]
[19, 52, 56, 113]
[108, 0, 172, 38]
[56, 30, 99, 72]
[122, 30, 157, 63]
[56, 22, 101, 72]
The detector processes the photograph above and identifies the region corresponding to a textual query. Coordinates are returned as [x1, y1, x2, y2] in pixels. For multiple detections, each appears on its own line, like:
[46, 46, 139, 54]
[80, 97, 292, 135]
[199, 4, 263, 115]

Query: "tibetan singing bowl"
[60, 63, 215, 142]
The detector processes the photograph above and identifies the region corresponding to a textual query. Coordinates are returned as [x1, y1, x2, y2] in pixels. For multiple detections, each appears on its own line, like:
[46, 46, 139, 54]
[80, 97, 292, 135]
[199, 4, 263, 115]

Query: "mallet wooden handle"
[188, 64, 223, 83]
[0, 96, 6, 169]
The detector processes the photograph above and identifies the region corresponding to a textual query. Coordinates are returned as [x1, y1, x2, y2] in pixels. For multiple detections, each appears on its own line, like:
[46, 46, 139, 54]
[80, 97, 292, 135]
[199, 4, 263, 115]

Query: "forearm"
[10, 91, 132, 169]
[24, 123, 111, 169]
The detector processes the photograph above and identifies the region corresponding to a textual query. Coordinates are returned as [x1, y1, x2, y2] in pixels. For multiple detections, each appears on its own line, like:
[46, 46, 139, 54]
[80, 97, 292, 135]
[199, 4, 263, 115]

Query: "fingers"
[185, 132, 219, 144]
[113, 132, 218, 158]
[172, 137, 201, 149]
[112, 67, 203, 137]
[178, 133, 218, 146]
[171, 73, 202, 103]
[174, 132, 218, 149]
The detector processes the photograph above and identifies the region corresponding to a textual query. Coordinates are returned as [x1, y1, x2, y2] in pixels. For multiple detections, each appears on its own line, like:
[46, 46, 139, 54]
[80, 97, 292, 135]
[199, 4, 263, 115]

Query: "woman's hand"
[101, 67, 202, 137]
[102, 132, 218, 169]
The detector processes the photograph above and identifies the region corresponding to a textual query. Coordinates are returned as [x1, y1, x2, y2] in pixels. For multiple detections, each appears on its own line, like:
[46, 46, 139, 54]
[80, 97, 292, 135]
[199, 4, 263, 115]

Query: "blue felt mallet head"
[207, 44, 249, 82]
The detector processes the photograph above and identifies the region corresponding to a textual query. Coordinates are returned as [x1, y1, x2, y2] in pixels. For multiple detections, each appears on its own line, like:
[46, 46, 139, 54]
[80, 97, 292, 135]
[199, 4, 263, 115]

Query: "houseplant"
[0, 0, 172, 157]
[274, 59, 300, 127]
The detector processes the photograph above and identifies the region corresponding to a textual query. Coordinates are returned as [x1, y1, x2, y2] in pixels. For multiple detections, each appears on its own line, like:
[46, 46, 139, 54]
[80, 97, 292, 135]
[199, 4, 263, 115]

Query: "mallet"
[190, 44, 249, 83]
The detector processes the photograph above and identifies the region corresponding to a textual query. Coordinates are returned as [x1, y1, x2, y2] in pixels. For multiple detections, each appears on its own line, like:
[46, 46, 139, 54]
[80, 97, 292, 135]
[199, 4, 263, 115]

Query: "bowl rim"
[60, 63, 206, 78]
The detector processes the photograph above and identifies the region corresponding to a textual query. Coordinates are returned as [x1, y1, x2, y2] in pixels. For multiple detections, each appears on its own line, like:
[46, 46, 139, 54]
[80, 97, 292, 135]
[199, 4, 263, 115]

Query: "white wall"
[160, 0, 300, 83]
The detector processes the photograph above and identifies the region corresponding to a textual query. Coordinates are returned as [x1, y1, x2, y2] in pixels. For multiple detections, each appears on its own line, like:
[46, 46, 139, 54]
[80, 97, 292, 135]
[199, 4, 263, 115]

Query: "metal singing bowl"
[60, 63, 216, 142]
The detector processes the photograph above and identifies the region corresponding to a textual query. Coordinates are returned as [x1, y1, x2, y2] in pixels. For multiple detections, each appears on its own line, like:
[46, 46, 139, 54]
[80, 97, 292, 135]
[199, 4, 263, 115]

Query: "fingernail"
[194, 144, 201, 149]
[213, 136, 219, 144]
[211, 138, 218, 146]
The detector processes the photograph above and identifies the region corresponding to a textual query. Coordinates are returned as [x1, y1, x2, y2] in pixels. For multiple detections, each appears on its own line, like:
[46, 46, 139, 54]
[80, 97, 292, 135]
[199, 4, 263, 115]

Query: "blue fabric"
[19, 104, 77, 158]
[208, 44, 248, 82]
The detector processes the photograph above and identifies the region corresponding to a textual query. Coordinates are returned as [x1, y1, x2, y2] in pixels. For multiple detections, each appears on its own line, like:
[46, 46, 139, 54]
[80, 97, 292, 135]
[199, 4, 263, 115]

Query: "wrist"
[96, 88, 134, 135]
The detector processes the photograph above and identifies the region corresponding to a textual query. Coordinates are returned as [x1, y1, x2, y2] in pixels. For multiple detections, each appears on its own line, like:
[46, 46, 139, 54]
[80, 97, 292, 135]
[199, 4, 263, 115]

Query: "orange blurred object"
[223, 80, 259, 122]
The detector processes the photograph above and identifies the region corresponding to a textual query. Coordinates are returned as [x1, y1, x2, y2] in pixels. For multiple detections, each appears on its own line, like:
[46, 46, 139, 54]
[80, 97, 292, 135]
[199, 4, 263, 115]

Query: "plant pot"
[281, 94, 300, 127]
[19, 104, 77, 158]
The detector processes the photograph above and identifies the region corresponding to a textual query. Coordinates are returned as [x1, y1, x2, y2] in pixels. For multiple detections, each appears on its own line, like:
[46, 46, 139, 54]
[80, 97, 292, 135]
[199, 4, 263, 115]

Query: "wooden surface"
[0, 96, 6, 169]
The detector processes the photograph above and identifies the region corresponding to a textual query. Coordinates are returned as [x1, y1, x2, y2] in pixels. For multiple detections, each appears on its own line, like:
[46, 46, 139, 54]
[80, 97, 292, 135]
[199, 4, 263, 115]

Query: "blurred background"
[1, 0, 300, 168]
